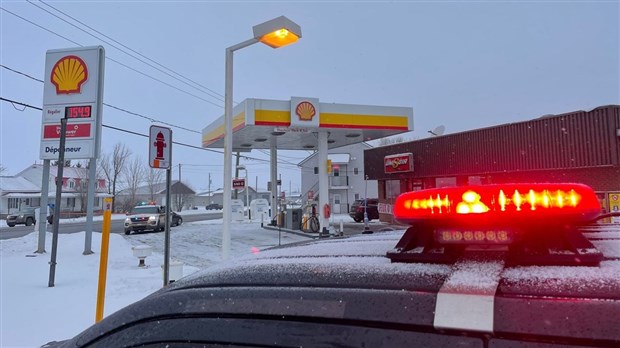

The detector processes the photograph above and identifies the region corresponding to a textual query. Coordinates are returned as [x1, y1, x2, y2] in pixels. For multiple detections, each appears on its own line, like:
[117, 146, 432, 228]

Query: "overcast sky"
[1, 1, 618, 193]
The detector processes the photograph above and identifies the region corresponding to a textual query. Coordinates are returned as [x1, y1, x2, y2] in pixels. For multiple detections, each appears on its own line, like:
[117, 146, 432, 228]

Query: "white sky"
[1, 1, 618, 192]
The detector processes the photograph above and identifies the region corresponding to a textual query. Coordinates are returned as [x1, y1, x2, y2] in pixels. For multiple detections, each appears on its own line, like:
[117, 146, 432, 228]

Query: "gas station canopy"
[202, 97, 414, 150]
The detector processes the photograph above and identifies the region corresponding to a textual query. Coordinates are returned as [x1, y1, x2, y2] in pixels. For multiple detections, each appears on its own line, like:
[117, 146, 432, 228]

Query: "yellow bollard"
[95, 197, 113, 322]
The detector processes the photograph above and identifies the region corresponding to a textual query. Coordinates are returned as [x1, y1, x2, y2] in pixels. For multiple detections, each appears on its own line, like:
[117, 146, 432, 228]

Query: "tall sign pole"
[40, 46, 105, 284]
[149, 125, 173, 286]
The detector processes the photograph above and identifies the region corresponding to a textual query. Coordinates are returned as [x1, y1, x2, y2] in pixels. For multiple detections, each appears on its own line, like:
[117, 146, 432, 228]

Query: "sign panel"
[40, 46, 104, 160]
[290, 97, 320, 129]
[384, 153, 414, 173]
[232, 178, 246, 190]
[609, 192, 620, 224]
[40, 140, 94, 158]
[149, 125, 172, 169]
[43, 123, 92, 139]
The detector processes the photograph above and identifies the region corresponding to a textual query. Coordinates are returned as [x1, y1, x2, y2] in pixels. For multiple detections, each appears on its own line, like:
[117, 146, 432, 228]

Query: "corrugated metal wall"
[366, 105, 620, 180]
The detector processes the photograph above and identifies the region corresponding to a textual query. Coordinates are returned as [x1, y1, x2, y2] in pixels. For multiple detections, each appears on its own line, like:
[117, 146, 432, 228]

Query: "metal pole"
[364, 174, 371, 233]
[245, 168, 249, 220]
[270, 138, 278, 224]
[84, 158, 96, 254]
[318, 130, 329, 235]
[37, 159, 50, 253]
[223, 38, 258, 260]
[48, 117, 67, 287]
[164, 167, 171, 286]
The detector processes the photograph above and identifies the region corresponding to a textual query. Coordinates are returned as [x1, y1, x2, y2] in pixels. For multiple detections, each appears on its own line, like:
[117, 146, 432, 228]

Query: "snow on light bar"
[393, 183, 601, 224]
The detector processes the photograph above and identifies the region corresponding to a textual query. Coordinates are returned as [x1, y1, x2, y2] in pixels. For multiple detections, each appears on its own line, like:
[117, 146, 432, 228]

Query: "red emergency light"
[387, 183, 604, 266]
[393, 183, 601, 226]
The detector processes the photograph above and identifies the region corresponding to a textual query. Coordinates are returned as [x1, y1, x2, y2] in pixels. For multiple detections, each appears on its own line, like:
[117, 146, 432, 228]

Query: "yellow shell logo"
[51, 55, 88, 94]
[295, 101, 316, 121]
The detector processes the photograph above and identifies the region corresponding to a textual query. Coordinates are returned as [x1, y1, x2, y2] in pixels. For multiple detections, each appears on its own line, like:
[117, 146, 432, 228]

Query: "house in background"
[0, 164, 110, 218]
[298, 143, 378, 214]
[0, 176, 42, 218]
[206, 186, 271, 207]
[115, 180, 196, 212]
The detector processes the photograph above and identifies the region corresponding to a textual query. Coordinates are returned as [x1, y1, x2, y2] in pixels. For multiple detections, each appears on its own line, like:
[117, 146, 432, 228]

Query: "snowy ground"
[0, 211, 315, 348]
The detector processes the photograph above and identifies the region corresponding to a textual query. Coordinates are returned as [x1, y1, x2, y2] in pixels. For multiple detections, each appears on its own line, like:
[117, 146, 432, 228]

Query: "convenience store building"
[364, 105, 620, 223]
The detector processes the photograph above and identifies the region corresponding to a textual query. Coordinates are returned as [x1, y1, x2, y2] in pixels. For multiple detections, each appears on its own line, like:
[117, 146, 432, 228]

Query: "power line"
[0, 64, 199, 134]
[0, 64, 43, 83]
[0, 6, 224, 108]
[27, 0, 225, 105]
[0, 96, 289, 166]
[37, 0, 227, 102]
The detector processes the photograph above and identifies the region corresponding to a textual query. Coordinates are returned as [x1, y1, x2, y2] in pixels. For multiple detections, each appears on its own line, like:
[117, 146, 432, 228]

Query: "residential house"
[0, 164, 110, 218]
[115, 180, 196, 212]
[205, 186, 271, 207]
[298, 143, 378, 214]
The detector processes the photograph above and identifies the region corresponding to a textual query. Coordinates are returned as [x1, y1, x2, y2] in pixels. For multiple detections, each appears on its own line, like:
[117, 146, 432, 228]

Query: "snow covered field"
[0, 215, 312, 347]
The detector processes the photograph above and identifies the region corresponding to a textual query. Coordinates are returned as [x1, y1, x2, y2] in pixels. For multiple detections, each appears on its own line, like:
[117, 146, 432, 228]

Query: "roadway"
[0, 211, 405, 240]
[0, 212, 223, 240]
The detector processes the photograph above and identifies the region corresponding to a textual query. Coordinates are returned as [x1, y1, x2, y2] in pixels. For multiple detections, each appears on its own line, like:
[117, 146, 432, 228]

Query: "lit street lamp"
[222, 16, 302, 260]
[237, 165, 250, 220]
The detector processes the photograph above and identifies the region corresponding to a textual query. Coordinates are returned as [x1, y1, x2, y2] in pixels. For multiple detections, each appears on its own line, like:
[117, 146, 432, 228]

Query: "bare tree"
[145, 167, 164, 201]
[0, 164, 7, 175]
[74, 161, 90, 213]
[121, 156, 145, 211]
[174, 193, 192, 212]
[99, 143, 131, 212]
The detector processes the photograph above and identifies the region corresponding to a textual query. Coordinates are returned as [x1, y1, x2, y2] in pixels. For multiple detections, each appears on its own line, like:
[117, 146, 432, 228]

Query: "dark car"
[205, 203, 223, 210]
[5, 208, 37, 227]
[171, 211, 183, 227]
[42, 183, 620, 347]
[42, 225, 620, 348]
[349, 198, 379, 222]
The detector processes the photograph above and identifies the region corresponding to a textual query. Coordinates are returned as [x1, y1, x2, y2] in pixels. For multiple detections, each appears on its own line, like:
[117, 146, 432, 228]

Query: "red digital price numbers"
[65, 105, 92, 118]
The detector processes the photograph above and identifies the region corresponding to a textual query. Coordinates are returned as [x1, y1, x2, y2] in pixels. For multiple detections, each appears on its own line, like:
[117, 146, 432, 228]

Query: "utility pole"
[208, 173, 212, 200]
[234, 153, 240, 199]
[178, 163, 182, 182]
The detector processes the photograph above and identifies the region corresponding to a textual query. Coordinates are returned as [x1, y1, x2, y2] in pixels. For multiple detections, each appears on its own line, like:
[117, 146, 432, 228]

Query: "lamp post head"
[253, 16, 302, 48]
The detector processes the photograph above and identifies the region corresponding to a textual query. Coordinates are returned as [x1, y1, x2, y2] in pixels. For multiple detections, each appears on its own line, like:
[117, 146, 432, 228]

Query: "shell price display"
[65, 105, 92, 118]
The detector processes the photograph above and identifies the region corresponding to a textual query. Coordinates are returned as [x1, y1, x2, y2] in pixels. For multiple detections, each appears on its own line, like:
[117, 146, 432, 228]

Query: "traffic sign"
[232, 178, 246, 190]
[149, 125, 172, 169]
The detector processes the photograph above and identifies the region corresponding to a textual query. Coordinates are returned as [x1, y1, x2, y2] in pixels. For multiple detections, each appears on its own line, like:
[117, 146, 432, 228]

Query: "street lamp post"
[222, 16, 302, 260]
[237, 165, 250, 220]
[363, 174, 371, 233]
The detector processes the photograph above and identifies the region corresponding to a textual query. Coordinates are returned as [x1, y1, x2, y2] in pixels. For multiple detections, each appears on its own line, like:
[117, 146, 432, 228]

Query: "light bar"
[394, 183, 601, 225]
[435, 229, 514, 244]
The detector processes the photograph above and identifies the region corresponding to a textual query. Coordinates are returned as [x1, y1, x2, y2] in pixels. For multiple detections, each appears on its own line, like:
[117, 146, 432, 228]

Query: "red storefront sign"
[384, 153, 414, 173]
[43, 123, 91, 139]
[232, 178, 246, 190]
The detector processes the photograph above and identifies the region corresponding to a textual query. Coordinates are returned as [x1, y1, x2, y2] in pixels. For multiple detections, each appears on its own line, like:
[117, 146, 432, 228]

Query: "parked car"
[5, 208, 37, 227]
[349, 198, 379, 222]
[206, 203, 223, 210]
[171, 211, 183, 227]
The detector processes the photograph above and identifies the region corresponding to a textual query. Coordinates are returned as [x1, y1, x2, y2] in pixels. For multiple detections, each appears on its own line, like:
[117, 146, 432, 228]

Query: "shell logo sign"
[51, 55, 88, 94]
[295, 101, 316, 121]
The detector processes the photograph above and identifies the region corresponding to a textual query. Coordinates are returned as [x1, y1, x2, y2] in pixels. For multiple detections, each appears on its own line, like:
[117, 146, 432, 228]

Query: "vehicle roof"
[70, 226, 620, 346]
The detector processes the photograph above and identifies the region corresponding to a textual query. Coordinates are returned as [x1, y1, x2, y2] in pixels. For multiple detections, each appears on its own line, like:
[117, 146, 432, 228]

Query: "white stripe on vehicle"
[433, 252, 505, 333]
